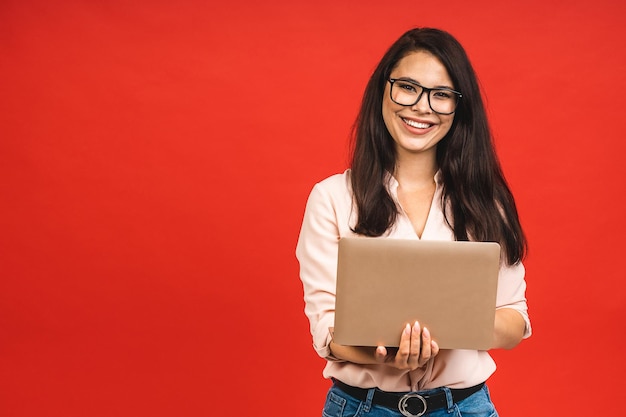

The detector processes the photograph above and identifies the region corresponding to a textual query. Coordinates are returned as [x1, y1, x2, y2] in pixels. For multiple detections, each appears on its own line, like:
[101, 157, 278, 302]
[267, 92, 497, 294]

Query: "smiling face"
[382, 50, 456, 159]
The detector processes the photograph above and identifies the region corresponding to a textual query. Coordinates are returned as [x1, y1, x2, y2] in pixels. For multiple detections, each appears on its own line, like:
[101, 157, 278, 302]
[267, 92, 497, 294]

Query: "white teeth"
[403, 118, 431, 129]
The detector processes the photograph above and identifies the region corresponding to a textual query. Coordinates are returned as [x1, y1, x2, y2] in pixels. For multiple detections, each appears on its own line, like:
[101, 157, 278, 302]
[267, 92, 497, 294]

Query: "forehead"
[391, 50, 453, 87]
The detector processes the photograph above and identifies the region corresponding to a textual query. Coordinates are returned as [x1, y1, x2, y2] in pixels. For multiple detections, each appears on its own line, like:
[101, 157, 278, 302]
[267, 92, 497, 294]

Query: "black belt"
[333, 380, 484, 417]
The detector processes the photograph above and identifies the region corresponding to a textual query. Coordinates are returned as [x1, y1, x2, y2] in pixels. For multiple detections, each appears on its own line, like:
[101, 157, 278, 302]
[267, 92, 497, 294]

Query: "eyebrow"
[394, 76, 456, 91]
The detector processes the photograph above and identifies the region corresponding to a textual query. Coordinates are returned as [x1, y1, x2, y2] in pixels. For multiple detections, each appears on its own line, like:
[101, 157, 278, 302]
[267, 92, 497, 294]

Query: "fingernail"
[423, 327, 430, 338]
[405, 324, 411, 334]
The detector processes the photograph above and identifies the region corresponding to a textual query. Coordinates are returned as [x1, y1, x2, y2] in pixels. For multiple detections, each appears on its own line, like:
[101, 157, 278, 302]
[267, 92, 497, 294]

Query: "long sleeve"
[495, 261, 532, 339]
[296, 178, 349, 359]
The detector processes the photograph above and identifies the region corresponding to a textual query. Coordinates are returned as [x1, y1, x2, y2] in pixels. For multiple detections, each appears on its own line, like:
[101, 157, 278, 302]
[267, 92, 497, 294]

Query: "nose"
[411, 90, 431, 113]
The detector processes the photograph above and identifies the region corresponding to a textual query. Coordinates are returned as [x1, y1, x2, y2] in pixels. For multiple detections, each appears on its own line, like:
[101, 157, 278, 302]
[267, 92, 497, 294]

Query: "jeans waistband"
[333, 380, 484, 417]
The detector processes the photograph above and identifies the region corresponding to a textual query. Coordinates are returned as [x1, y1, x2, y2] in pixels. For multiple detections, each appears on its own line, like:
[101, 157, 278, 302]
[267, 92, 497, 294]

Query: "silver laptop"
[333, 237, 501, 350]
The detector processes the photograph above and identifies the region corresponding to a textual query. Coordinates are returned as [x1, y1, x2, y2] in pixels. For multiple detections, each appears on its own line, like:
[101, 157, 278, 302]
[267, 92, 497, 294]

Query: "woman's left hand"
[375, 321, 439, 370]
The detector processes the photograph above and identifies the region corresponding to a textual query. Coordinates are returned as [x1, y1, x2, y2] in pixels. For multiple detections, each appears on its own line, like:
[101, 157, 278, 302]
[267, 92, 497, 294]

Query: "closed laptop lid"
[333, 237, 501, 350]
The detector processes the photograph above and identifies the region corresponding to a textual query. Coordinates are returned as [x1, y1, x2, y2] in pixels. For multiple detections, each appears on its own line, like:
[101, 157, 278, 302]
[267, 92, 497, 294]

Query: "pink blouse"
[296, 170, 531, 391]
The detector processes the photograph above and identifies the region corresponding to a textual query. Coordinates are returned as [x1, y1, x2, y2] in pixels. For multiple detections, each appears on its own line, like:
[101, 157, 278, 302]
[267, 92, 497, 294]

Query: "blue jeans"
[322, 383, 498, 417]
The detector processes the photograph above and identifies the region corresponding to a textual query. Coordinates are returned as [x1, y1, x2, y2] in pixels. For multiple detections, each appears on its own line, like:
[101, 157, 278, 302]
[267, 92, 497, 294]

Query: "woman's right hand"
[374, 322, 439, 370]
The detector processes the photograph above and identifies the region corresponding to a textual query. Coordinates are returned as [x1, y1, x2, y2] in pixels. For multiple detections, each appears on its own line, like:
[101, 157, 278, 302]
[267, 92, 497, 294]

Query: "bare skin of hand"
[375, 321, 439, 370]
[328, 321, 439, 369]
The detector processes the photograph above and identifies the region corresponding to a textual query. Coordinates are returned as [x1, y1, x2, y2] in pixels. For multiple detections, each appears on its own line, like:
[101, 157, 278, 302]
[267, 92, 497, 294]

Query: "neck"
[394, 149, 438, 188]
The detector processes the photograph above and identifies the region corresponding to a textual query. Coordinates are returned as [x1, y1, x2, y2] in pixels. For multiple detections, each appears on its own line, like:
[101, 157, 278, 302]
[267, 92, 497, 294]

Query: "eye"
[396, 81, 418, 93]
[432, 89, 454, 100]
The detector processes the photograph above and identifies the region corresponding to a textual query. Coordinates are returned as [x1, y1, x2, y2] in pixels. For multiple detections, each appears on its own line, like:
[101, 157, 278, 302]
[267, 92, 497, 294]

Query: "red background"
[1, 1, 625, 416]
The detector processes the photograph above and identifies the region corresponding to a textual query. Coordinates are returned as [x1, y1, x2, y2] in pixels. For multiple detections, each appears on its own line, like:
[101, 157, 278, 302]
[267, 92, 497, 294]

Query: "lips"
[401, 117, 433, 129]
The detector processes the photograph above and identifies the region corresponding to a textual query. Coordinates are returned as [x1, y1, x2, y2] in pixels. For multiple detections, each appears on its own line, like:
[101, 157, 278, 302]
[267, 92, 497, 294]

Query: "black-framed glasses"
[388, 78, 462, 115]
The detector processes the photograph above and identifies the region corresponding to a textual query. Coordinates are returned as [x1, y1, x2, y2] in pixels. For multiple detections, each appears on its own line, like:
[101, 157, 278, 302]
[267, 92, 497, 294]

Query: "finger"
[375, 345, 387, 363]
[407, 321, 421, 369]
[430, 340, 440, 358]
[420, 326, 432, 365]
[395, 323, 412, 365]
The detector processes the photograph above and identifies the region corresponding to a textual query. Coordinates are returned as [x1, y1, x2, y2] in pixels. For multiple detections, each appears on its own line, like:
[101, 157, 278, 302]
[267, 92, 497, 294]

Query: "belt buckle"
[398, 393, 427, 417]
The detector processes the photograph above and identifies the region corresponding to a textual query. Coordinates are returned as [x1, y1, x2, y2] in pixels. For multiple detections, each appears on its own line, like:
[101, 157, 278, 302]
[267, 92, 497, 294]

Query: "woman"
[296, 28, 531, 417]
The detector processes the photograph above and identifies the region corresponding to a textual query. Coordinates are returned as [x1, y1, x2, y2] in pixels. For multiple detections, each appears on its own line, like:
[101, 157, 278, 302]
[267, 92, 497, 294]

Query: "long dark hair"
[350, 28, 527, 265]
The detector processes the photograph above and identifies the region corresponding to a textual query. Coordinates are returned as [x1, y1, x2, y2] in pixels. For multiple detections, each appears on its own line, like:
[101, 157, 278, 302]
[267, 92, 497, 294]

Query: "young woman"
[296, 28, 531, 417]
